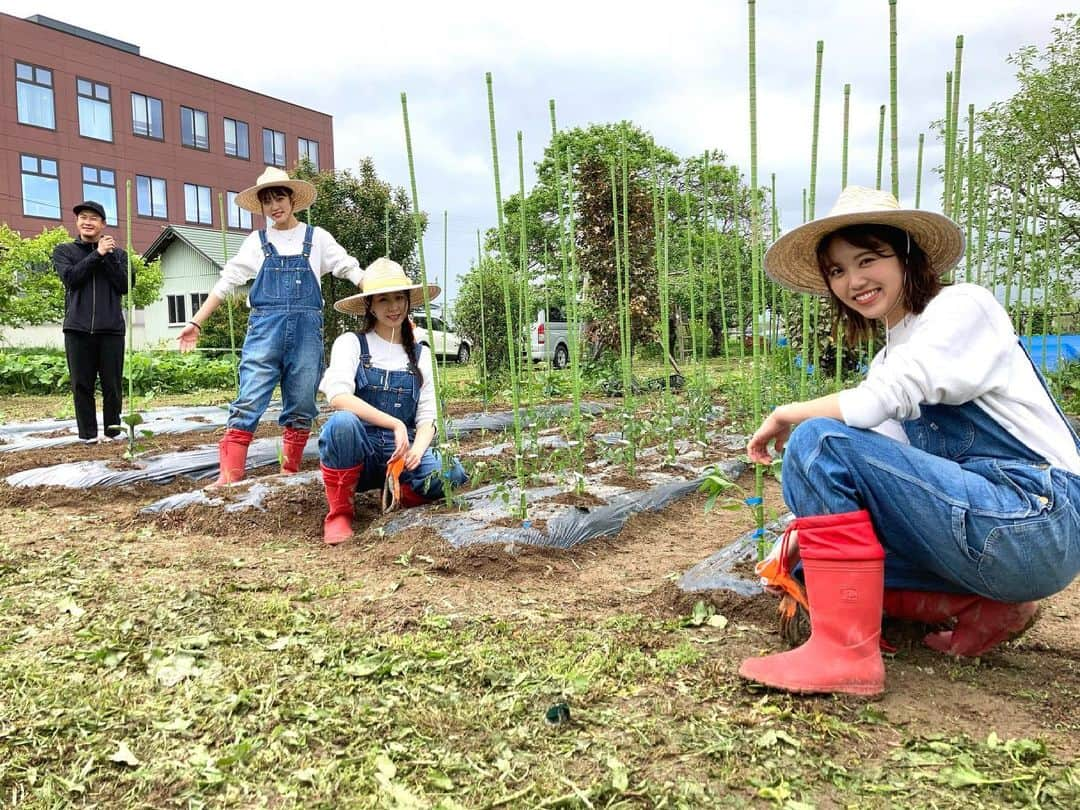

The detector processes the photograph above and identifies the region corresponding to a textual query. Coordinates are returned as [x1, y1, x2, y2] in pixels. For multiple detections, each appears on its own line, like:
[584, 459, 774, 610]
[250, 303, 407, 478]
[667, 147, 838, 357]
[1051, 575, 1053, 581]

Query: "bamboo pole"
[888, 0, 899, 199]
[875, 104, 885, 191]
[475, 230, 488, 409]
[748, 0, 766, 548]
[482, 75, 526, 517]
[915, 133, 925, 208]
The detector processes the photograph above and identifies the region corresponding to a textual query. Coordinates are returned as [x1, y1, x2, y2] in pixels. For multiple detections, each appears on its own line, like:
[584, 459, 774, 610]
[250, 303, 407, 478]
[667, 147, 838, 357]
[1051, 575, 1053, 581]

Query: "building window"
[190, 292, 209, 314]
[131, 92, 164, 139]
[16, 62, 55, 129]
[298, 138, 319, 171]
[166, 295, 187, 326]
[136, 175, 168, 219]
[263, 128, 286, 167]
[224, 118, 249, 159]
[226, 191, 252, 229]
[81, 166, 118, 225]
[20, 154, 60, 219]
[184, 183, 212, 225]
[180, 106, 209, 150]
[77, 78, 112, 141]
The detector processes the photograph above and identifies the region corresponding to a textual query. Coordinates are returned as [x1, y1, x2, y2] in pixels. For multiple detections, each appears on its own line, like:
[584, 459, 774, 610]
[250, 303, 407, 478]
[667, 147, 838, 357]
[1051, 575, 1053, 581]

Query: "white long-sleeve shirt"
[319, 331, 438, 429]
[838, 283, 1080, 474]
[211, 224, 363, 302]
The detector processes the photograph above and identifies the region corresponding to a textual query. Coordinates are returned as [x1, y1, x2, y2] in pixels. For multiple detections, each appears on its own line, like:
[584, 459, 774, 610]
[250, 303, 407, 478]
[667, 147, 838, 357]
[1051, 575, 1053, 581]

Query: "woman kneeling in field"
[741, 186, 1080, 696]
[317, 258, 467, 545]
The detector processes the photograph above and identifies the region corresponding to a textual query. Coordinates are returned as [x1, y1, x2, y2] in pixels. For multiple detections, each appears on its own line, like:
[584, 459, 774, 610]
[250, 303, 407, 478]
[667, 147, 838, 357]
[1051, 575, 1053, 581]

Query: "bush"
[198, 292, 250, 352]
[0, 349, 235, 395]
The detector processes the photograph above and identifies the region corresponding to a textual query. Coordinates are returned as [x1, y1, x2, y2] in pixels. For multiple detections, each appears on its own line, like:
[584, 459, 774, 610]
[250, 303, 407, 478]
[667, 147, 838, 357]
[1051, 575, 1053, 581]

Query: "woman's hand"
[747, 406, 796, 465]
[403, 446, 424, 471]
[389, 419, 411, 462]
[177, 323, 200, 353]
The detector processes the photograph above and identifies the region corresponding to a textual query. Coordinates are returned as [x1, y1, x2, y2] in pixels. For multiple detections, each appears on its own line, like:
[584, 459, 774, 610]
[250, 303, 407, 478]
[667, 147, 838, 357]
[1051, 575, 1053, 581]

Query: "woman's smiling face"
[823, 236, 909, 327]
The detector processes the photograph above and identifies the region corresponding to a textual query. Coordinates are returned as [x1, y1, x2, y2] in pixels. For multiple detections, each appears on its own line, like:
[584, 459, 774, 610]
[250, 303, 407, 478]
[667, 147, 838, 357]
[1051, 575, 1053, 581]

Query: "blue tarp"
[1020, 335, 1080, 372]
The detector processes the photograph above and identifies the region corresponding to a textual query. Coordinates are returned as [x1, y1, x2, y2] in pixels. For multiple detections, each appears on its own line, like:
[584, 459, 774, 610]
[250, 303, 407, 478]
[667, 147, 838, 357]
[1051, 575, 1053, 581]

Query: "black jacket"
[53, 239, 133, 335]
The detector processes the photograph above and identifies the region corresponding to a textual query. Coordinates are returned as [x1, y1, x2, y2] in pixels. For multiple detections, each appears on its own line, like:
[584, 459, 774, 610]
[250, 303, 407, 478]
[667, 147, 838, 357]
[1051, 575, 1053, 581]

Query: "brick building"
[1, 13, 334, 249]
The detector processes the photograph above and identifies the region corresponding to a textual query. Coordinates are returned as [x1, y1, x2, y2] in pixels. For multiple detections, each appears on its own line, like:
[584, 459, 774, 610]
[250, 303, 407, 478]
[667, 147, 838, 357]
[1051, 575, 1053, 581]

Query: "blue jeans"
[782, 416, 1080, 602]
[319, 410, 467, 501]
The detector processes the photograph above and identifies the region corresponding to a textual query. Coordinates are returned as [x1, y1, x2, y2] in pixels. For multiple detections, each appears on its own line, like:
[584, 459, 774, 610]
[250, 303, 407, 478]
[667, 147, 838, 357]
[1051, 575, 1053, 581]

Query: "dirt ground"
[1, 415, 1078, 759]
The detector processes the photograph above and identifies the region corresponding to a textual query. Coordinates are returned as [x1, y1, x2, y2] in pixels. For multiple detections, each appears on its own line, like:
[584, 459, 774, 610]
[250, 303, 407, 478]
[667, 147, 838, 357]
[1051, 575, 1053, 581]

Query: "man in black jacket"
[53, 201, 133, 443]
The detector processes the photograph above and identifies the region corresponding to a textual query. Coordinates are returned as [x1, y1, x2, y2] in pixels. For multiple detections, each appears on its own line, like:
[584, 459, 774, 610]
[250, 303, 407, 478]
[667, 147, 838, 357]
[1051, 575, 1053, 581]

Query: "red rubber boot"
[739, 510, 886, 696]
[321, 463, 361, 545]
[883, 589, 1039, 657]
[215, 428, 254, 485]
[281, 427, 310, 474]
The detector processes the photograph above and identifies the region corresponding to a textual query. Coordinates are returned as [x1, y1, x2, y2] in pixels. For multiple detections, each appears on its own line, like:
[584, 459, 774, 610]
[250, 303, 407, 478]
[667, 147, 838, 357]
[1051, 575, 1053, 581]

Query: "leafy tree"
[952, 14, 1079, 318]
[0, 225, 163, 330]
[293, 157, 426, 348]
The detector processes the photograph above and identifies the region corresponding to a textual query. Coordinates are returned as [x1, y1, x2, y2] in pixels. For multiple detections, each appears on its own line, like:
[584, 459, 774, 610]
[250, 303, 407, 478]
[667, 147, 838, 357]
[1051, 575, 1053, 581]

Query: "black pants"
[64, 332, 125, 439]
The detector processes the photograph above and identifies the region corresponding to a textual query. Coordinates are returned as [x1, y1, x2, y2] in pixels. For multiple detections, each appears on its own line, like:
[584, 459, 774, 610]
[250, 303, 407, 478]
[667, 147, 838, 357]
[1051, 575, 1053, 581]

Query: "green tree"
[293, 157, 425, 348]
[0, 225, 163, 329]
[955, 14, 1079, 313]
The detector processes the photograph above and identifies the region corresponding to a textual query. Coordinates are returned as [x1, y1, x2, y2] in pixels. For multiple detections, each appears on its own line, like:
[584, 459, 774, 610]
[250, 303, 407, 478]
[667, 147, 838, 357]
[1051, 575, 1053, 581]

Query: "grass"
[1, 525, 1077, 808]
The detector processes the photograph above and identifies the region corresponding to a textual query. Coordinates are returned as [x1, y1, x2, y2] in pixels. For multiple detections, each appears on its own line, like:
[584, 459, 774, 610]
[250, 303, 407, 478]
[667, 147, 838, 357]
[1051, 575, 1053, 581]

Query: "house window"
[224, 118, 249, 159]
[180, 106, 209, 150]
[77, 78, 112, 141]
[190, 292, 209, 314]
[136, 175, 168, 219]
[131, 92, 163, 139]
[262, 128, 286, 167]
[16, 62, 55, 129]
[184, 183, 212, 225]
[82, 166, 118, 225]
[166, 295, 187, 326]
[20, 154, 60, 219]
[297, 138, 319, 171]
[226, 191, 252, 229]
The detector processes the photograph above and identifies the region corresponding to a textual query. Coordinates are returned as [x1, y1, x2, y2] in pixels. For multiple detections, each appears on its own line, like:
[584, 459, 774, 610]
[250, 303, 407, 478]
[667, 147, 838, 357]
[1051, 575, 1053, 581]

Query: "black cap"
[73, 200, 107, 220]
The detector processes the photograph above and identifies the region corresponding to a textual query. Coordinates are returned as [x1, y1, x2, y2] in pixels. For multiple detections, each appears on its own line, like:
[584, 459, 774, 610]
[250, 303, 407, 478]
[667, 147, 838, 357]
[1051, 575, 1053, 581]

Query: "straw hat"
[334, 258, 441, 315]
[763, 186, 965, 296]
[235, 167, 317, 214]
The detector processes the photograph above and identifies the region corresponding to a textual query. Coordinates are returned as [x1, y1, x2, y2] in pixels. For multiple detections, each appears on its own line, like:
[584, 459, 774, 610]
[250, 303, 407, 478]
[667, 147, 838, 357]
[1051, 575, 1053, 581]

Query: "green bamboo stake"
[123, 180, 135, 452]
[619, 130, 634, 402]
[732, 172, 746, 366]
[875, 104, 885, 191]
[686, 187, 700, 407]
[385, 208, 390, 257]
[841, 84, 851, 187]
[564, 147, 587, 489]
[840, 83, 852, 378]
[888, 0, 900, 199]
[944, 71, 954, 215]
[747, 0, 765, 551]
[808, 44, 824, 390]
[483, 74, 526, 518]
[516, 132, 534, 435]
[475, 230, 489, 409]
[400, 92, 451, 504]
[915, 133, 925, 208]
[949, 35, 965, 212]
[442, 210, 449, 374]
[800, 187, 809, 398]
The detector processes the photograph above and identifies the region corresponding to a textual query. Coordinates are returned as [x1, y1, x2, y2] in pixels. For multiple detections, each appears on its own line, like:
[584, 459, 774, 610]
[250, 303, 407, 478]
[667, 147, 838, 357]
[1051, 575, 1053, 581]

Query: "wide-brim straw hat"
[763, 186, 965, 296]
[334, 258, 441, 315]
[235, 167, 317, 214]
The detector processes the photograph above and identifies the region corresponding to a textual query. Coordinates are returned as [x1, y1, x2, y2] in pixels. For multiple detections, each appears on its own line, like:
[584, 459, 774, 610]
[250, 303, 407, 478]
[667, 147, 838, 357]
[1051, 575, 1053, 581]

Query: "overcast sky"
[7, 0, 1065, 310]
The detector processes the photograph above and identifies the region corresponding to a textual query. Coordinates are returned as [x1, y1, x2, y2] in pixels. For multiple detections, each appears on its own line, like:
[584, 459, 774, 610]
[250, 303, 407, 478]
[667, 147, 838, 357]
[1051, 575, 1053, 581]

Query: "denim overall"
[782, 345, 1080, 603]
[228, 226, 324, 433]
[318, 332, 467, 501]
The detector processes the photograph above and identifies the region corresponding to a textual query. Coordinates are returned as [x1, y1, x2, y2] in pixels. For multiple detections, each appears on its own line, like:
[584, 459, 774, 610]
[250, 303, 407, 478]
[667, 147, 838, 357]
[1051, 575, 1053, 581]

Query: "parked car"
[529, 307, 580, 369]
[411, 311, 472, 363]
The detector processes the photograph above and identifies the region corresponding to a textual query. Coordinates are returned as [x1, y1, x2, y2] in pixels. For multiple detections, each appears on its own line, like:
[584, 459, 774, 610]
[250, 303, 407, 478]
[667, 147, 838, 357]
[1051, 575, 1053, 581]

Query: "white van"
[530, 307, 577, 369]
